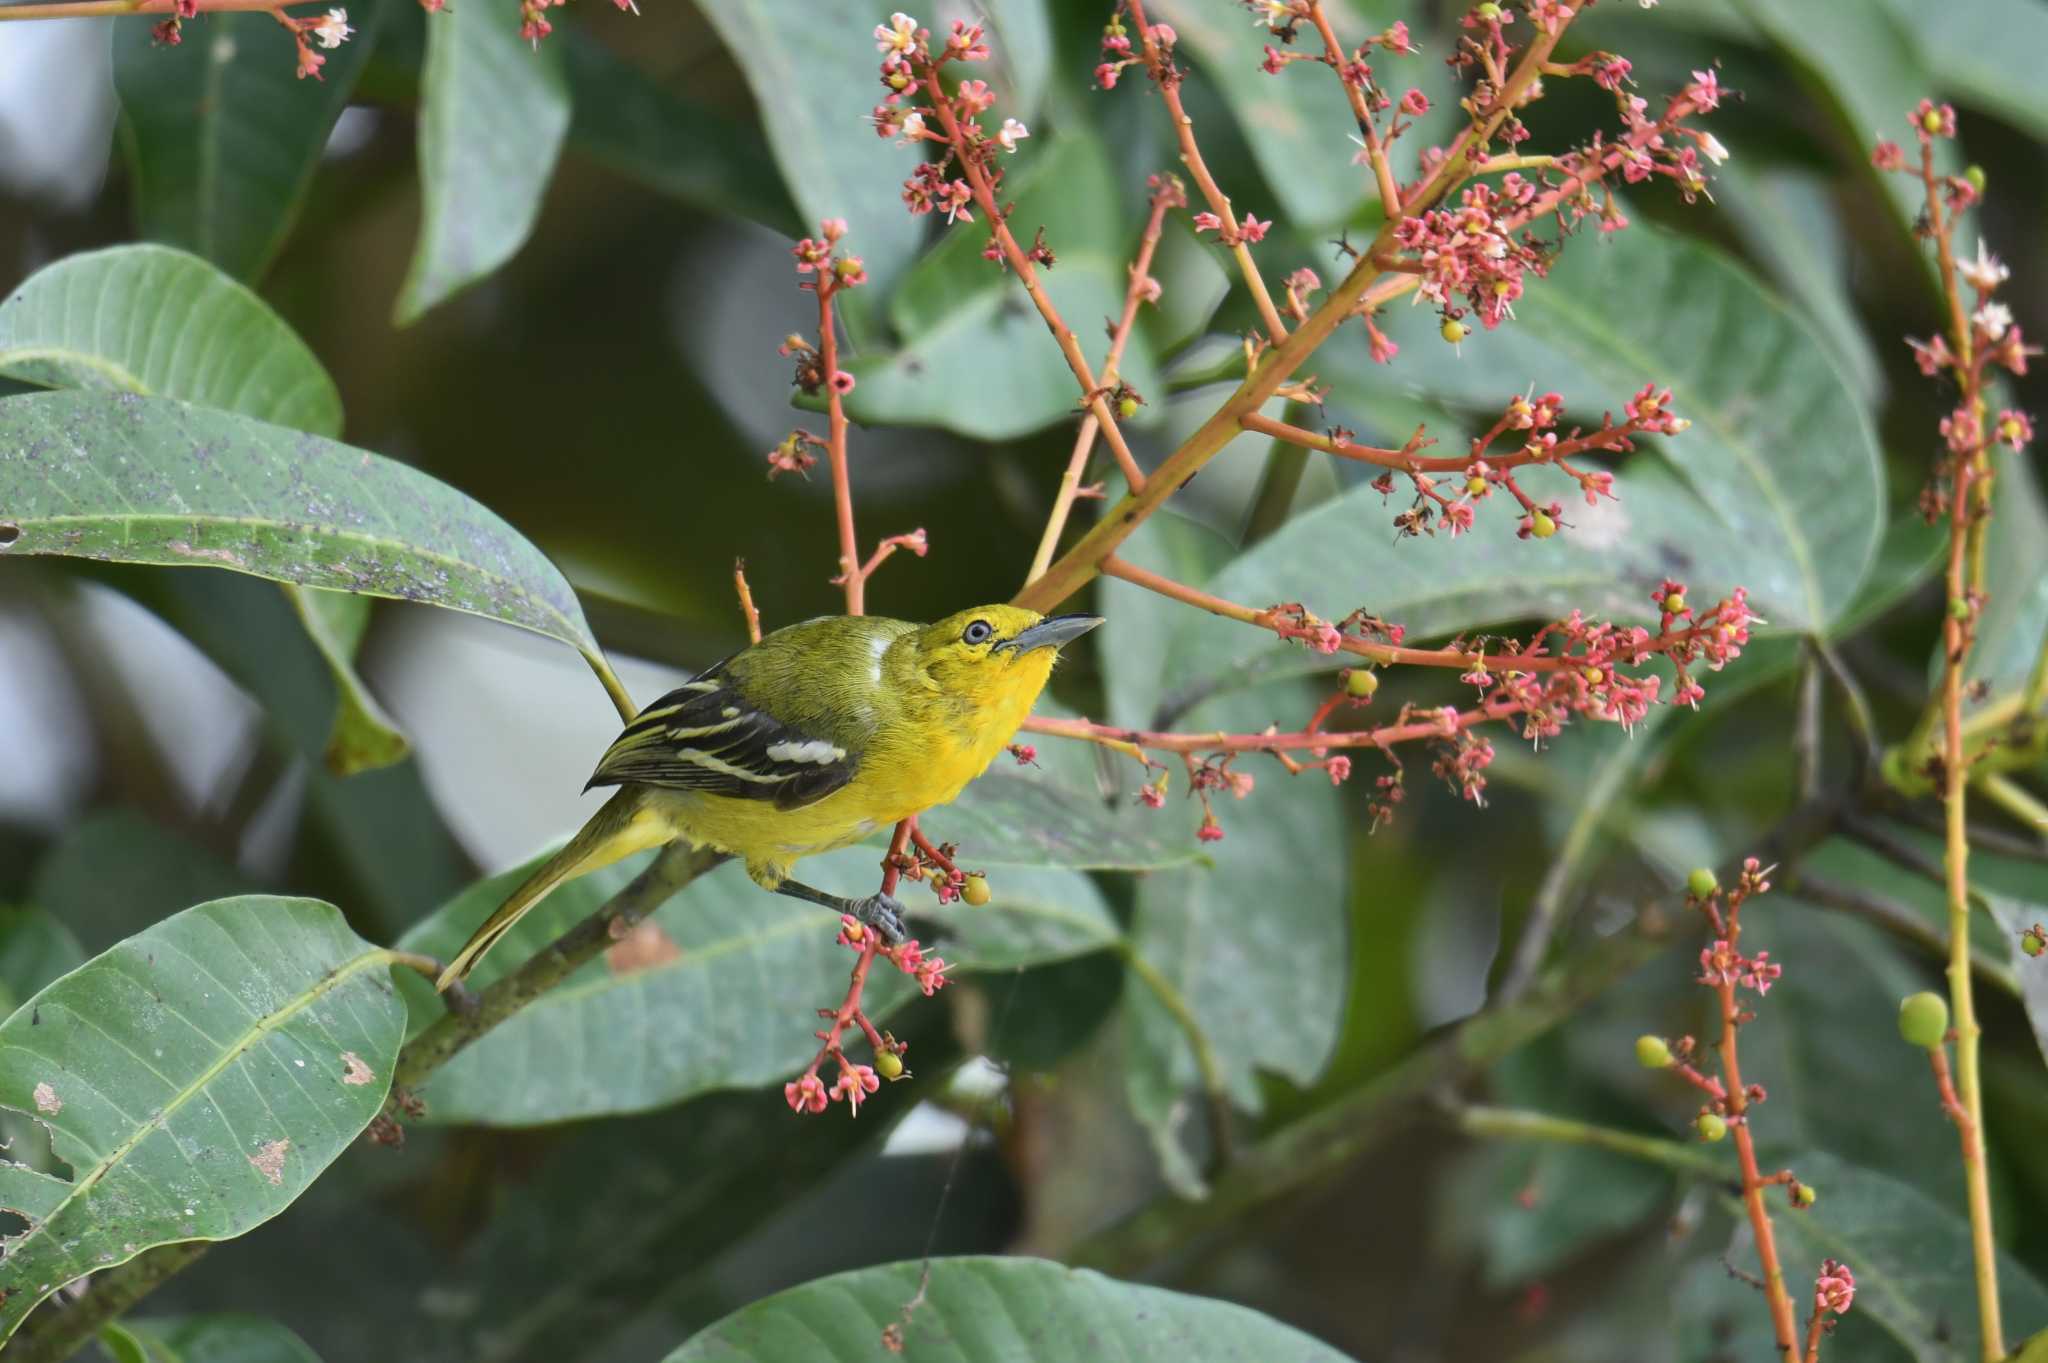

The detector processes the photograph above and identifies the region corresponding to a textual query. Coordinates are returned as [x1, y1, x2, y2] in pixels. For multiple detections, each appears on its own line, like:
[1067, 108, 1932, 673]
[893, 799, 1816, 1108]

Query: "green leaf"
[982, 0, 1052, 122]
[1748, 1150, 2048, 1362]
[1882, 0, 2048, 140]
[0, 897, 408, 1347]
[692, 0, 926, 301]
[0, 244, 341, 434]
[663, 1256, 1363, 1362]
[1142, 0, 1367, 228]
[31, 810, 250, 956]
[394, 846, 1117, 1124]
[0, 245, 409, 774]
[1189, 222, 1883, 694]
[920, 758, 1203, 872]
[111, 8, 380, 283]
[0, 906, 86, 1021]
[395, 1, 570, 325]
[1953, 461, 2048, 698]
[0, 390, 620, 705]
[842, 133, 1158, 440]
[115, 1313, 324, 1363]
[560, 32, 802, 236]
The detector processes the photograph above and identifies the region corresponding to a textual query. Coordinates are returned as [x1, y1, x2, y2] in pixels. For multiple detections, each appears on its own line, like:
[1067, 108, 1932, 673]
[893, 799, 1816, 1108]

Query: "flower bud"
[1696, 1112, 1727, 1142]
[1687, 867, 1719, 899]
[876, 1050, 905, 1080]
[1635, 1034, 1672, 1069]
[962, 872, 992, 907]
[1345, 668, 1380, 699]
[1898, 991, 1949, 1049]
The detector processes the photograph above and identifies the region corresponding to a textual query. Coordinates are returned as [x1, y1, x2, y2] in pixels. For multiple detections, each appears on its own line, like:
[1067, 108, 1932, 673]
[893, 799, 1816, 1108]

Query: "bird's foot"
[852, 892, 909, 946]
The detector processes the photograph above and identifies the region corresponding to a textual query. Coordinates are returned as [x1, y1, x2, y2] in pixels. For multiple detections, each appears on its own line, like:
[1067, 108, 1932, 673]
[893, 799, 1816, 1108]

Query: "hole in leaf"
[0, 523, 17, 548]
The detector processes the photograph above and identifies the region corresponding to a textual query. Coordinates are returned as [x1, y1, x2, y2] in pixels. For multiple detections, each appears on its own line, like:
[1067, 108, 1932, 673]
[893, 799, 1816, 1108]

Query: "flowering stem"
[0, 0, 283, 16]
[816, 280, 863, 615]
[1299, 0, 1405, 218]
[1916, 133, 2005, 1363]
[1125, 0, 1289, 346]
[1012, 16, 1577, 616]
[1715, 970, 1800, 1362]
[1025, 182, 1176, 586]
[733, 558, 762, 645]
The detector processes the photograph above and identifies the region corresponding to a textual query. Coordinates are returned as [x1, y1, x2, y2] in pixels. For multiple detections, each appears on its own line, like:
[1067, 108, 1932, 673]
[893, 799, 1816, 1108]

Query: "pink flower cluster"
[1814, 1260, 1856, 1317]
[1698, 938, 1782, 996]
[868, 12, 1033, 243]
[1394, 177, 1546, 331]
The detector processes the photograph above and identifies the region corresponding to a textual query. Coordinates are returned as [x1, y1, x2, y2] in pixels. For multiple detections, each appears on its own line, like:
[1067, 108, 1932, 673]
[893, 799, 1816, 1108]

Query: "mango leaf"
[0, 906, 85, 1021]
[1949, 460, 2048, 698]
[0, 390, 623, 707]
[112, 1313, 323, 1363]
[664, 1256, 1362, 1362]
[693, 0, 925, 301]
[30, 810, 250, 956]
[1744, 1150, 2048, 1363]
[0, 897, 408, 1346]
[561, 32, 801, 236]
[1881, 0, 2048, 140]
[394, 846, 1116, 1124]
[922, 760, 1203, 872]
[1184, 222, 1884, 695]
[0, 245, 408, 773]
[111, 8, 379, 283]
[981, 0, 1052, 122]
[841, 133, 1158, 439]
[394, 0, 569, 324]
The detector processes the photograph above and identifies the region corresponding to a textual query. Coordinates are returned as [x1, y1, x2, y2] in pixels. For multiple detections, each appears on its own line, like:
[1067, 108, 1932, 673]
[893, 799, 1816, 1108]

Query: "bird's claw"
[855, 893, 909, 946]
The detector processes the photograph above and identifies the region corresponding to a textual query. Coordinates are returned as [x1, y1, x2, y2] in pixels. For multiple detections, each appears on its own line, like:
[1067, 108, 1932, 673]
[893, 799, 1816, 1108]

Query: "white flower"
[1973, 302, 2013, 340]
[1960, 238, 2010, 294]
[1249, 0, 1292, 25]
[997, 118, 1029, 152]
[897, 110, 926, 144]
[1698, 132, 1729, 164]
[310, 8, 352, 47]
[875, 12, 918, 53]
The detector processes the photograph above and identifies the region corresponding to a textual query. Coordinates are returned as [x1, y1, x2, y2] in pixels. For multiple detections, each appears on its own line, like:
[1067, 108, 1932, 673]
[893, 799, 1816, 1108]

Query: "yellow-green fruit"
[876, 1050, 905, 1080]
[1792, 1182, 1817, 1208]
[1696, 1112, 1728, 1142]
[1345, 668, 1380, 699]
[1663, 593, 1685, 614]
[1117, 395, 1141, 420]
[1475, 1, 1502, 18]
[962, 873, 992, 907]
[1898, 991, 1950, 1049]
[1966, 165, 1987, 193]
[1949, 597, 1973, 621]
[1441, 317, 1470, 344]
[1466, 475, 1488, 496]
[1635, 1035, 1672, 1069]
[2023, 928, 2045, 958]
[1529, 510, 1557, 539]
[1687, 867, 1719, 898]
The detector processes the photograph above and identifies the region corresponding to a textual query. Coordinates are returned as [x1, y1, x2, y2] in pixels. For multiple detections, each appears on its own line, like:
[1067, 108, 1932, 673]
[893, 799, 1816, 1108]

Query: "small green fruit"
[1922, 107, 1945, 133]
[962, 872, 992, 907]
[1529, 510, 1557, 539]
[1663, 592, 1685, 614]
[1898, 991, 1950, 1049]
[876, 1050, 905, 1080]
[1635, 1035, 1672, 1069]
[1475, 1, 1503, 18]
[1465, 475, 1488, 496]
[1696, 1112, 1728, 1142]
[2022, 927, 2046, 958]
[1441, 317, 1470, 345]
[1965, 164, 1987, 193]
[1116, 395, 1141, 421]
[1345, 668, 1380, 699]
[1792, 1182, 1817, 1208]
[1949, 596, 1973, 621]
[1687, 867, 1719, 899]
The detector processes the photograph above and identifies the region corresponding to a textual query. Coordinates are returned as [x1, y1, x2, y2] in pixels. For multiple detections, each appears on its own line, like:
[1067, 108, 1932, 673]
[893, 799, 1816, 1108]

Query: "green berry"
[1117, 395, 1141, 421]
[1529, 510, 1557, 539]
[1687, 867, 1719, 899]
[1966, 165, 1987, 193]
[1441, 317, 1470, 345]
[1792, 1182, 1817, 1208]
[1345, 668, 1380, 699]
[1922, 108, 1945, 133]
[1949, 596, 1973, 621]
[962, 872, 992, 907]
[1898, 991, 1950, 1049]
[1475, 1, 1503, 18]
[1466, 475, 1488, 496]
[2023, 927, 2046, 958]
[1696, 1112, 1728, 1142]
[1635, 1035, 1672, 1069]
[876, 1050, 905, 1080]
[1663, 592, 1685, 614]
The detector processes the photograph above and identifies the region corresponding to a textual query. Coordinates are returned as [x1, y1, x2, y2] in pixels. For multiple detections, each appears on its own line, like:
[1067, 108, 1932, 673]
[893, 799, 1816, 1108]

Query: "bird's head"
[912, 605, 1103, 703]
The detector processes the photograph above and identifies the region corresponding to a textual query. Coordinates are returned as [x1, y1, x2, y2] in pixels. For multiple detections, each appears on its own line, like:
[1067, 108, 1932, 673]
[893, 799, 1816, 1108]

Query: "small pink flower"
[875, 11, 919, 55]
[1227, 770, 1255, 799]
[1443, 501, 1474, 537]
[1399, 89, 1429, 116]
[1815, 1261, 1855, 1316]
[1912, 98, 1956, 138]
[785, 1073, 828, 1114]
[1326, 756, 1353, 785]
[914, 956, 950, 996]
[1191, 211, 1223, 234]
[1685, 67, 1721, 112]
[832, 255, 869, 288]
[151, 16, 182, 43]
[997, 117, 1030, 152]
[1147, 23, 1176, 46]
[829, 370, 856, 395]
[1380, 20, 1413, 54]
[1366, 318, 1398, 365]
[1239, 215, 1271, 243]
[954, 79, 994, 117]
[1095, 61, 1124, 90]
[1138, 782, 1166, 810]
[1740, 951, 1782, 996]
[947, 18, 989, 60]
[832, 1063, 881, 1115]
[1260, 45, 1287, 75]
[1010, 744, 1037, 765]
[1197, 817, 1224, 843]
[1995, 410, 2033, 450]
[1871, 139, 1905, 172]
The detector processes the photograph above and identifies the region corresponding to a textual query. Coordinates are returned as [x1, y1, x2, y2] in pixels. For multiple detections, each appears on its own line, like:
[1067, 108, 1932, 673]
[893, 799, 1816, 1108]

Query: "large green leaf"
[1187, 222, 1884, 695]
[840, 133, 1157, 440]
[394, 845, 1116, 1123]
[920, 755, 1204, 872]
[111, 1313, 323, 1363]
[0, 906, 85, 1021]
[0, 245, 407, 773]
[0, 390, 620, 703]
[664, 1256, 1361, 1361]
[1952, 460, 2048, 698]
[0, 897, 408, 1346]
[394, 0, 570, 324]
[561, 32, 801, 236]
[1882, 0, 2048, 140]
[693, 0, 925, 301]
[111, 8, 379, 283]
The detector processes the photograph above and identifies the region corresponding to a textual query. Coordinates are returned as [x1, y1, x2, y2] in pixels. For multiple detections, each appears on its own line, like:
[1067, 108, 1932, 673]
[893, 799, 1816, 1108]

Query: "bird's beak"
[997, 613, 1104, 654]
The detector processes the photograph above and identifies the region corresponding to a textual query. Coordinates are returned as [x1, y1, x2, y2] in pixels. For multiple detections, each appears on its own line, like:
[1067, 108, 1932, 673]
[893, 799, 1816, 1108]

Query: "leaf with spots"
[0, 244, 410, 774]
[394, 847, 1119, 1124]
[0, 390, 629, 715]
[0, 896, 408, 1347]
[663, 1256, 1362, 1361]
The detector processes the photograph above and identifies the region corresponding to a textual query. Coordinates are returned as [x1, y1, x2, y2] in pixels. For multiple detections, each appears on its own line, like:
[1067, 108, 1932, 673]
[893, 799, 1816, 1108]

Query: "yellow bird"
[436, 605, 1102, 988]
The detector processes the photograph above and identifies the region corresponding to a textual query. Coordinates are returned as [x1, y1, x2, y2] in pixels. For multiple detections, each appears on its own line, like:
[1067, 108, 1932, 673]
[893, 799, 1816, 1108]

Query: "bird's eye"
[963, 619, 994, 646]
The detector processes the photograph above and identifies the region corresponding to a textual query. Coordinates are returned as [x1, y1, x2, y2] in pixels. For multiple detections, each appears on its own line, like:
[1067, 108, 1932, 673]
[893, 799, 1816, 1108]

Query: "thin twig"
[733, 558, 762, 644]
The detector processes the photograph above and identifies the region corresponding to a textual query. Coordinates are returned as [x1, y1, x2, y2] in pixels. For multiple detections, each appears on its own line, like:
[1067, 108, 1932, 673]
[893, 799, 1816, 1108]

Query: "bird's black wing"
[585, 664, 856, 811]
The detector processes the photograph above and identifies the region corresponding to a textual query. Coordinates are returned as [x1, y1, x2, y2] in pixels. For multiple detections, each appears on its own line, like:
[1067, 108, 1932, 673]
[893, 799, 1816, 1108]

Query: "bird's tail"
[435, 788, 670, 990]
